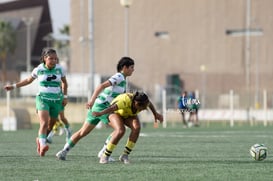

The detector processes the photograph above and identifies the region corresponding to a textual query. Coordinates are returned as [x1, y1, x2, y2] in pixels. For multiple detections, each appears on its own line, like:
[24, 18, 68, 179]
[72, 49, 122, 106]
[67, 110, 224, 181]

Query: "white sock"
[47, 130, 55, 140]
[65, 127, 71, 135]
[102, 135, 111, 151]
[39, 138, 47, 146]
[63, 143, 72, 152]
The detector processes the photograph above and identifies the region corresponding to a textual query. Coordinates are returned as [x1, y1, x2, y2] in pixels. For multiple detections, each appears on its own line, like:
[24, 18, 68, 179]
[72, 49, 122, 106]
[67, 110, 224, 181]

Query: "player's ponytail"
[132, 91, 149, 107]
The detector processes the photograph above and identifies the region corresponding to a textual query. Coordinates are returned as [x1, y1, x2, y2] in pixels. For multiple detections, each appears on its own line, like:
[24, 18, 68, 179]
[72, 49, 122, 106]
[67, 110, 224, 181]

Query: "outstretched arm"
[3, 76, 35, 91]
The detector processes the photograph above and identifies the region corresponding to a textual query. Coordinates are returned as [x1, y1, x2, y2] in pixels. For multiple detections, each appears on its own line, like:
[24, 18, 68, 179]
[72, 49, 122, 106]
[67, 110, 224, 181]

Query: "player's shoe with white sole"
[98, 148, 115, 162]
[99, 155, 109, 164]
[36, 137, 49, 157]
[40, 145, 49, 157]
[119, 154, 130, 164]
[56, 150, 67, 160]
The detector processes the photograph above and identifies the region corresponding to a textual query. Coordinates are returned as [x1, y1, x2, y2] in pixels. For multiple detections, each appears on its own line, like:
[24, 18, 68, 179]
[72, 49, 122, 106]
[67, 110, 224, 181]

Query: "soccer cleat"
[40, 145, 49, 157]
[119, 154, 130, 164]
[98, 148, 115, 162]
[56, 150, 67, 160]
[99, 155, 109, 164]
[108, 156, 115, 162]
[36, 138, 40, 155]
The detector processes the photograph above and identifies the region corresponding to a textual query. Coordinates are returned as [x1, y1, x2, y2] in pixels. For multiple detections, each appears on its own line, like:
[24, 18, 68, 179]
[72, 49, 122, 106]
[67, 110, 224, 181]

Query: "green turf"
[1, 123, 273, 181]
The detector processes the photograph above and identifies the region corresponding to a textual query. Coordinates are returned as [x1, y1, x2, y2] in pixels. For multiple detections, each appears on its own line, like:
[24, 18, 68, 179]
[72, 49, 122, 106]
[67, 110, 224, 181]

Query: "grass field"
[1, 122, 273, 181]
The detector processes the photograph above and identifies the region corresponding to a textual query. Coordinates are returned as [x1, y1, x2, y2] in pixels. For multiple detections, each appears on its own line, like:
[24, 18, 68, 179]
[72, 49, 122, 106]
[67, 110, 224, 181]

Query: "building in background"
[70, 0, 273, 109]
[0, 0, 52, 80]
[1, 0, 273, 109]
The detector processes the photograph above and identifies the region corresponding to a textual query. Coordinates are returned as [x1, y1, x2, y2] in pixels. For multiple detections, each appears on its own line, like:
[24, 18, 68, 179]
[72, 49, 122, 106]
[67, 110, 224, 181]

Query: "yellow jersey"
[111, 93, 142, 118]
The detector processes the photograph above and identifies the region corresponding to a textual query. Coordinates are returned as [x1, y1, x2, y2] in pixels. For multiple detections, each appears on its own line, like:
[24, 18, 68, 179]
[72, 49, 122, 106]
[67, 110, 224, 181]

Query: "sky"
[0, 0, 70, 36]
[48, 0, 70, 36]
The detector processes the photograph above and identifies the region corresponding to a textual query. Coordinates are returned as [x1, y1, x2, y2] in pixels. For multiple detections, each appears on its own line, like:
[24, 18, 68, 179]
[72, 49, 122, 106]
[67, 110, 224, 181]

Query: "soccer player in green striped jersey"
[56, 57, 135, 160]
[4, 48, 68, 157]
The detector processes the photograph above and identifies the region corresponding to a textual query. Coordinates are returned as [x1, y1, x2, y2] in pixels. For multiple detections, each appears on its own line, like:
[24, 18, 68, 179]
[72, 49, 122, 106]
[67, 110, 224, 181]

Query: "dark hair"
[40, 48, 57, 63]
[117, 57, 135, 72]
[132, 91, 149, 106]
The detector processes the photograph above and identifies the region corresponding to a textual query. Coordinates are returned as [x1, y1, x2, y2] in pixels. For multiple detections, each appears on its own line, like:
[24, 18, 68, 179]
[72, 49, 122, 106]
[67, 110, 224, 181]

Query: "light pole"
[88, 0, 95, 98]
[120, 0, 133, 56]
[80, 0, 86, 73]
[253, 20, 263, 109]
[245, 0, 251, 113]
[254, 34, 261, 109]
[22, 17, 33, 72]
[120, 0, 133, 92]
[226, 0, 263, 120]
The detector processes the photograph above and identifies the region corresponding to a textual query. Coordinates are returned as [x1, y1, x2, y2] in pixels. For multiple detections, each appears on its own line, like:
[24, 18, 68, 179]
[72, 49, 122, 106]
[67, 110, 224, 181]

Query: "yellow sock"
[123, 140, 135, 155]
[104, 142, 116, 157]
[53, 121, 60, 133]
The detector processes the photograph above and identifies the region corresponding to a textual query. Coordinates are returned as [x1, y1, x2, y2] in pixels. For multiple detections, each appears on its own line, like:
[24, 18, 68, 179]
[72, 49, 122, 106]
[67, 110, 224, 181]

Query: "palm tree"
[54, 24, 70, 71]
[55, 24, 70, 49]
[0, 20, 16, 83]
[59, 24, 69, 35]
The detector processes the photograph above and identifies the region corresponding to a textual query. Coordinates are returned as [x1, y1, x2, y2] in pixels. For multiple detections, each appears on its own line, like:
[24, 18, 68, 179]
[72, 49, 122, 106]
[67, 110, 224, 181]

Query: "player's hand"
[154, 112, 163, 123]
[86, 102, 93, 109]
[3, 85, 14, 91]
[92, 112, 101, 117]
[62, 98, 68, 106]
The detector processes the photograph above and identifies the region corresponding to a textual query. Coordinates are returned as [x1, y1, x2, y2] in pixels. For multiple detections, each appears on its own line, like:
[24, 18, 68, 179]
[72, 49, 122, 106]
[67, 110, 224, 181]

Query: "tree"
[0, 20, 16, 83]
[54, 24, 70, 72]
[59, 24, 69, 35]
[55, 24, 70, 49]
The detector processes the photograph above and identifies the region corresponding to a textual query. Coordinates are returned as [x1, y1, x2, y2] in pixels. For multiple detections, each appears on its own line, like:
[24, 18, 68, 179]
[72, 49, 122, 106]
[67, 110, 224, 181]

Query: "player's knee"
[132, 126, 141, 135]
[114, 127, 126, 138]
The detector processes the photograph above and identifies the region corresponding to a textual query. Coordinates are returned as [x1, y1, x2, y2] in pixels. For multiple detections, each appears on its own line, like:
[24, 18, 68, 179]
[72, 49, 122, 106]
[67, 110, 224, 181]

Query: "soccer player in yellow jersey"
[92, 91, 163, 164]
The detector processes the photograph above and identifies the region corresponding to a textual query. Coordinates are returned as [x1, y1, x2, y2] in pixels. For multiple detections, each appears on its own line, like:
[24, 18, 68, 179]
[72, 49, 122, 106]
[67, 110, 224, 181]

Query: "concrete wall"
[69, 0, 273, 101]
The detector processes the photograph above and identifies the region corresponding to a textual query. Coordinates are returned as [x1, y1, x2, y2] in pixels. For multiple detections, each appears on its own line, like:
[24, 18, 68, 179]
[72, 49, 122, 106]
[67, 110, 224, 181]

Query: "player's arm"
[3, 75, 35, 91]
[61, 76, 68, 106]
[148, 101, 163, 123]
[61, 76, 68, 96]
[92, 104, 118, 117]
[86, 80, 112, 109]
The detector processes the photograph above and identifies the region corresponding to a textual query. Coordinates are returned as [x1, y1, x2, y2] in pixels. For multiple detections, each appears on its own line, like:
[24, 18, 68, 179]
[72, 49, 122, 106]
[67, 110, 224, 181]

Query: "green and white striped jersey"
[31, 63, 66, 100]
[95, 72, 126, 104]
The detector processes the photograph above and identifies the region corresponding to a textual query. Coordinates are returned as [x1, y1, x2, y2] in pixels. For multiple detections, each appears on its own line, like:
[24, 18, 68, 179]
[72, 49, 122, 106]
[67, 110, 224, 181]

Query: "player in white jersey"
[4, 48, 68, 157]
[46, 58, 72, 144]
[56, 57, 135, 160]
